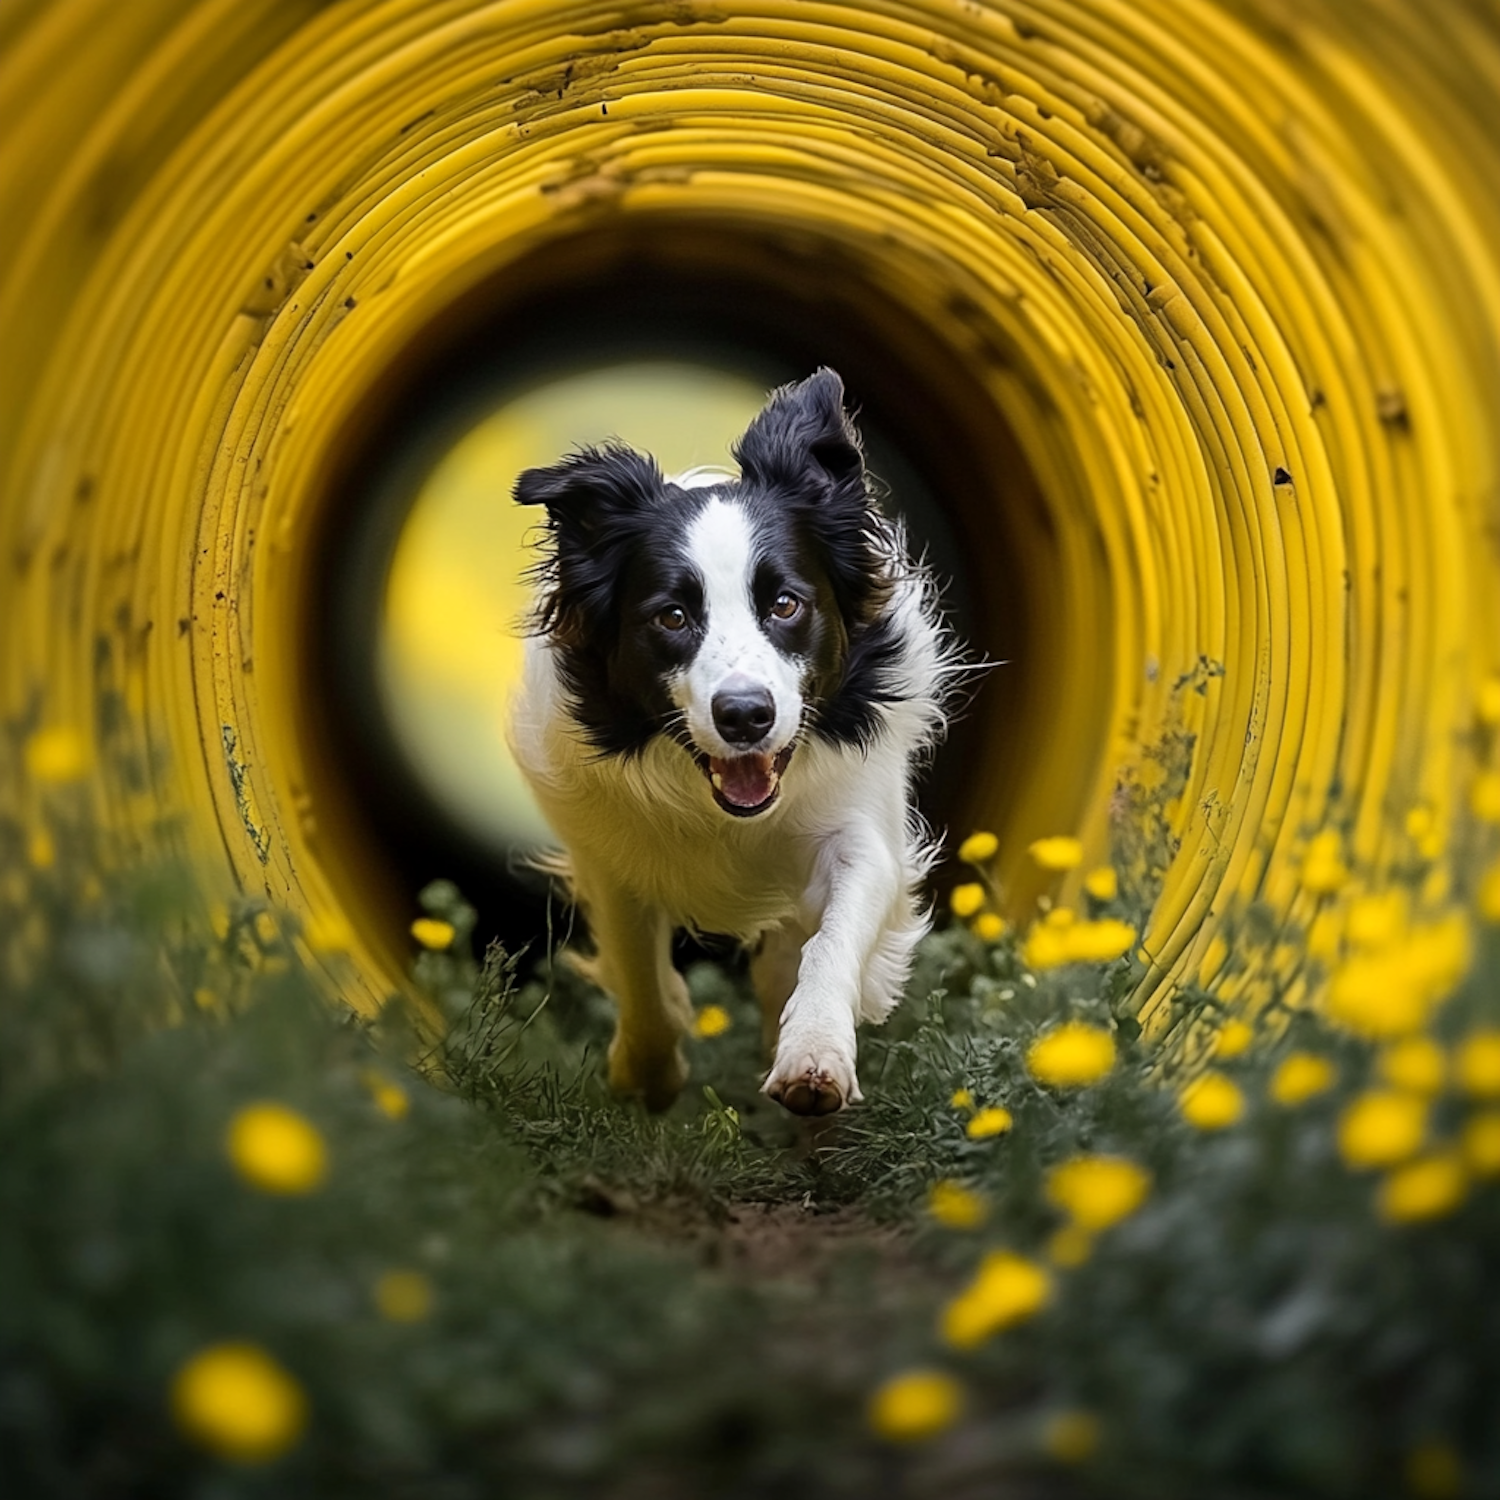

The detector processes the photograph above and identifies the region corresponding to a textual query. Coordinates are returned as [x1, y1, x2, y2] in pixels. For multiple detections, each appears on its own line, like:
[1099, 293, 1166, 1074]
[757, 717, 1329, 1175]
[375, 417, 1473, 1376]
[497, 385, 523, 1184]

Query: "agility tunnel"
[5, 0, 1499, 1030]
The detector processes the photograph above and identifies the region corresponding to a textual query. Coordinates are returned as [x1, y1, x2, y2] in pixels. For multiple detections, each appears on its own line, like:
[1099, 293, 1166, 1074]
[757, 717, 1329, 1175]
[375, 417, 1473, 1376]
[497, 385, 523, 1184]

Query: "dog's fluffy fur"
[508, 369, 956, 1115]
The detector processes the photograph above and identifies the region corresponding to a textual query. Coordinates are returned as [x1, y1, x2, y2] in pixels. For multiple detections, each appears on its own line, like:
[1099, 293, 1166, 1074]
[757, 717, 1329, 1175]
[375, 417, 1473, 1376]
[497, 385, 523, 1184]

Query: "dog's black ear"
[516, 443, 664, 648]
[735, 369, 896, 629]
[513, 443, 663, 535]
[733, 368, 866, 495]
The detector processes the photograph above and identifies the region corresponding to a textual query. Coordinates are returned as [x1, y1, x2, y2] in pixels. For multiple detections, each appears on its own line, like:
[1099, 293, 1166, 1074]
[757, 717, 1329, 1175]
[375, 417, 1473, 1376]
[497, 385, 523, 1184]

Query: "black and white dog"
[508, 369, 954, 1115]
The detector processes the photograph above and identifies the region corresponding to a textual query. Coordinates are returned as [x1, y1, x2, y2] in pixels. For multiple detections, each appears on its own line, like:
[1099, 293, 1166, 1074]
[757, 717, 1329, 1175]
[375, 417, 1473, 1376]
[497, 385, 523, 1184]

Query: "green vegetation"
[3, 790, 1500, 1499]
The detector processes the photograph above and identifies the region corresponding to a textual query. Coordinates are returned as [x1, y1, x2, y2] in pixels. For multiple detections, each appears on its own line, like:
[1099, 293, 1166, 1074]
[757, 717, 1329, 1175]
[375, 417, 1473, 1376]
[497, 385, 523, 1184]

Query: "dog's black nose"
[712, 685, 776, 746]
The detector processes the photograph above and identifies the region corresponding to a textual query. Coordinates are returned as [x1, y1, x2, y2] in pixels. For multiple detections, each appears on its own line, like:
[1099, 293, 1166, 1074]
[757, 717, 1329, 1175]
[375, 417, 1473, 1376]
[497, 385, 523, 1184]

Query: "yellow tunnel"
[3, 0, 1498, 1027]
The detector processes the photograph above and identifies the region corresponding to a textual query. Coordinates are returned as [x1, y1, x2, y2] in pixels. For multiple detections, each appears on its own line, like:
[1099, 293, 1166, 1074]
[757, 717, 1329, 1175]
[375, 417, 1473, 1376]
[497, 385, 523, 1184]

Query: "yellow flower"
[1346, 891, 1407, 950]
[1045, 1156, 1151, 1233]
[1301, 830, 1348, 894]
[1179, 1072, 1245, 1130]
[949, 882, 986, 919]
[692, 1004, 731, 1038]
[1479, 676, 1500, 726]
[966, 1106, 1014, 1140]
[1455, 1029, 1500, 1098]
[1405, 805, 1436, 842]
[375, 1269, 434, 1323]
[227, 1103, 328, 1195]
[27, 829, 56, 870]
[1325, 965, 1428, 1037]
[1082, 866, 1118, 902]
[1326, 914, 1472, 1038]
[973, 912, 1007, 943]
[25, 726, 89, 783]
[958, 830, 999, 864]
[193, 987, 219, 1012]
[1047, 1225, 1094, 1267]
[1029, 836, 1083, 871]
[928, 1179, 987, 1230]
[1214, 1020, 1255, 1059]
[868, 1369, 963, 1442]
[1024, 917, 1135, 970]
[1043, 1410, 1101, 1464]
[949, 1088, 975, 1111]
[1022, 923, 1073, 970]
[304, 911, 354, 954]
[941, 1252, 1052, 1348]
[1027, 1023, 1116, 1088]
[1406, 1441, 1464, 1500]
[1378, 1037, 1446, 1096]
[171, 1343, 308, 1462]
[1338, 1091, 1427, 1169]
[361, 1070, 410, 1120]
[1481, 861, 1500, 924]
[1269, 1053, 1337, 1106]
[1461, 1110, 1500, 1177]
[410, 917, 456, 951]
[1378, 1153, 1467, 1224]
[1064, 919, 1136, 964]
[1471, 771, 1500, 823]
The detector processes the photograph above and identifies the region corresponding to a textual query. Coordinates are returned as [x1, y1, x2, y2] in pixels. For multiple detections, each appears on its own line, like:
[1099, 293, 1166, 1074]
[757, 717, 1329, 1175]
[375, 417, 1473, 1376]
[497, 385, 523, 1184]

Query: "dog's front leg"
[763, 832, 900, 1116]
[583, 880, 692, 1112]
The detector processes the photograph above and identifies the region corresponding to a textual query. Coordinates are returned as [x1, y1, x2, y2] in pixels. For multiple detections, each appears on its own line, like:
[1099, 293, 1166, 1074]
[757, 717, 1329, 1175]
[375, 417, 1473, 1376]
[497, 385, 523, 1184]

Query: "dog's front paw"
[763, 1035, 861, 1117]
[607, 1032, 689, 1113]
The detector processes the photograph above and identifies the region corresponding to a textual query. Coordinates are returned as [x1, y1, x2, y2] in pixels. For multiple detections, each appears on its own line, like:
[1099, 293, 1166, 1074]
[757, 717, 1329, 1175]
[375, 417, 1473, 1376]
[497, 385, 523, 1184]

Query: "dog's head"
[516, 369, 903, 818]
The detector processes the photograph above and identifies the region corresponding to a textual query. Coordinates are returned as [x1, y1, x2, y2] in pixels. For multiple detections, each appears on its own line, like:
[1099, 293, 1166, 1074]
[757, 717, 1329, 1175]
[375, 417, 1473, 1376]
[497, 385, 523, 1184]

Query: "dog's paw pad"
[768, 1068, 846, 1117]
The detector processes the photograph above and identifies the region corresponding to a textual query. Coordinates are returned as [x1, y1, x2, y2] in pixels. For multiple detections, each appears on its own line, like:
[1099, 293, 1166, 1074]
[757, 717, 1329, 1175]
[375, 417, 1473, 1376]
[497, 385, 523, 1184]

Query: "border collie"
[508, 369, 955, 1115]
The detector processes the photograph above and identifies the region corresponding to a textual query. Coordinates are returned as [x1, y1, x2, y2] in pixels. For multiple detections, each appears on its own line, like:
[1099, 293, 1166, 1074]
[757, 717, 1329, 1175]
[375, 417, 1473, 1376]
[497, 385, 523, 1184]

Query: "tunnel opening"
[303, 218, 1046, 959]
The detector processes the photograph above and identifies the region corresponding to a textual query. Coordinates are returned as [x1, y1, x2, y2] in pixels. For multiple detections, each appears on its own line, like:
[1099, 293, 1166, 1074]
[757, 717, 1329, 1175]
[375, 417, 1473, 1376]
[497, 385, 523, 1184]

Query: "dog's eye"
[770, 592, 801, 620]
[656, 605, 688, 632]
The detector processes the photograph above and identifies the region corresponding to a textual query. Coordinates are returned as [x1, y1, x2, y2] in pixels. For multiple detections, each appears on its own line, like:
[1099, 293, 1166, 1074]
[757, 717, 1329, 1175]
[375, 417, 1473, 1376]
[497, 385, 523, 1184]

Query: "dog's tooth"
[711, 772, 723, 790]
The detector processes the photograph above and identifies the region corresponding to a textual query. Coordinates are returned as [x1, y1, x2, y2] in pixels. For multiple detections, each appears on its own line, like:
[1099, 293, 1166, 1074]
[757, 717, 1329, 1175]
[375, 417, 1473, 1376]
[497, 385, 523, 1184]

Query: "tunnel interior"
[305, 219, 1050, 954]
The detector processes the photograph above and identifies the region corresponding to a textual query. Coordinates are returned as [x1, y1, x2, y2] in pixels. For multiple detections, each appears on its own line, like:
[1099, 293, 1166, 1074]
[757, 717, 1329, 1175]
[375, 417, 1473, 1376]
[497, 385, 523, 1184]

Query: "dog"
[507, 369, 956, 1115]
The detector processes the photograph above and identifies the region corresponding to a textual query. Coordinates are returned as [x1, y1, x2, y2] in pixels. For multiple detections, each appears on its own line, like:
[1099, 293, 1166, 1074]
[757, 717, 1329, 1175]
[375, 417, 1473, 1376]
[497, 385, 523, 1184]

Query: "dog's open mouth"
[696, 745, 795, 817]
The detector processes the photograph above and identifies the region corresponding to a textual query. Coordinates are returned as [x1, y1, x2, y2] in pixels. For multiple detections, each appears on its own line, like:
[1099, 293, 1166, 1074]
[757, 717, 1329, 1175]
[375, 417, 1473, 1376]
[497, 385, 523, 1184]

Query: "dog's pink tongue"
[712, 752, 776, 808]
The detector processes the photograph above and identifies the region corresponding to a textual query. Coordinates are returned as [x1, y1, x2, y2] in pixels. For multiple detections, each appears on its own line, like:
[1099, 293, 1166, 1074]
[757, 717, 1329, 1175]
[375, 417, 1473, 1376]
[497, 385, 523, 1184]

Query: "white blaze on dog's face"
[514, 368, 902, 821]
[670, 497, 806, 816]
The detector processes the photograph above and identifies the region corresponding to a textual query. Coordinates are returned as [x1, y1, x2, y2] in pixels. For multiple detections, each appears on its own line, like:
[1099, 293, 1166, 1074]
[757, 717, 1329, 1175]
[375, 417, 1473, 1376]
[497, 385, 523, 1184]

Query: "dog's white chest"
[531, 751, 816, 939]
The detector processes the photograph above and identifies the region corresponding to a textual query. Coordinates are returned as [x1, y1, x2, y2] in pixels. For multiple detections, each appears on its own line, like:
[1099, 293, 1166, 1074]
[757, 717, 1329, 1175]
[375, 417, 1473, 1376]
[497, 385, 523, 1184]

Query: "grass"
[3, 775, 1500, 1500]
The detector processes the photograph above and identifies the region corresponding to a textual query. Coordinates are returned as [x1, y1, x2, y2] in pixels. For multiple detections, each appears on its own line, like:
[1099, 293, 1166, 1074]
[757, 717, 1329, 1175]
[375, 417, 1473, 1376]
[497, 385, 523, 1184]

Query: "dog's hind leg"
[750, 920, 809, 1054]
[580, 879, 692, 1112]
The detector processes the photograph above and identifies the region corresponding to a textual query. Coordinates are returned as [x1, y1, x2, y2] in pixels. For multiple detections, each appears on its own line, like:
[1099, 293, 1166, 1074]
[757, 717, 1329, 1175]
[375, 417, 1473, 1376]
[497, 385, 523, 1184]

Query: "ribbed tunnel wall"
[2, 0, 1498, 1025]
